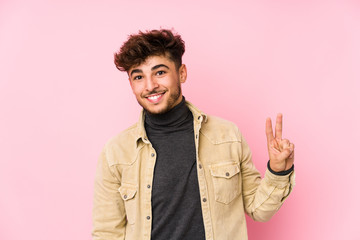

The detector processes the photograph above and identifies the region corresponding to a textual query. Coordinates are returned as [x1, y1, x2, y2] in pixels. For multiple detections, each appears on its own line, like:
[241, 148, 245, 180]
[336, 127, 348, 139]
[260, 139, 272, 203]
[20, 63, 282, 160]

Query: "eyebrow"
[130, 69, 142, 77]
[130, 64, 170, 77]
[151, 64, 169, 71]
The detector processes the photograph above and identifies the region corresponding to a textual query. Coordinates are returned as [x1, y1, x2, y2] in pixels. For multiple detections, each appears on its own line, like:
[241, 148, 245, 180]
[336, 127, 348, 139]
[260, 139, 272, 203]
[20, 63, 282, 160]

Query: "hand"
[265, 113, 295, 172]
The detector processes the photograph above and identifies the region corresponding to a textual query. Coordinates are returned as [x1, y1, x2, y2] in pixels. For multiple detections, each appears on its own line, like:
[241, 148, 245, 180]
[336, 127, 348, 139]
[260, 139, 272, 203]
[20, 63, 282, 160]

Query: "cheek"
[161, 76, 179, 89]
[130, 83, 143, 96]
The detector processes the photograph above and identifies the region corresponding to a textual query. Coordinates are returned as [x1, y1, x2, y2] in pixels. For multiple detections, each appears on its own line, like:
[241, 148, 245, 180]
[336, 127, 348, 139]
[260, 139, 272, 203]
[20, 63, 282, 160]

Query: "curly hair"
[114, 29, 185, 72]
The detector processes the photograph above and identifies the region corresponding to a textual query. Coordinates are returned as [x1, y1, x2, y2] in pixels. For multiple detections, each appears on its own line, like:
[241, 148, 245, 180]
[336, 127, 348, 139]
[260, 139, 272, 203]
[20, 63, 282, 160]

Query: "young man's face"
[128, 55, 187, 114]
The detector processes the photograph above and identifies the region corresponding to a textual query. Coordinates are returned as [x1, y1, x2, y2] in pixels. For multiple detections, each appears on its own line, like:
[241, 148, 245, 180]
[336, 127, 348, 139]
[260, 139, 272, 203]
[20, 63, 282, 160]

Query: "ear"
[128, 76, 136, 94]
[179, 64, 187, 83]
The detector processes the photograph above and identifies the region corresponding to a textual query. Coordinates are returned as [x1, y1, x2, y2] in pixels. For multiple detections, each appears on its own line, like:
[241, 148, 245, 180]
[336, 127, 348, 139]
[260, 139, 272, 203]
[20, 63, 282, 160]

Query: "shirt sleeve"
[267, 160, 294, 176]
[92, 148, 126, 240]
[239, 133, 295, 222]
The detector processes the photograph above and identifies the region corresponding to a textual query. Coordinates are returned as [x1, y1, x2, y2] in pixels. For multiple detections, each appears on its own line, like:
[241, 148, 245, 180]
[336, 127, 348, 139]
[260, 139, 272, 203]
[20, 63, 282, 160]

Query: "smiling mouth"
[145, 92, 165, 103]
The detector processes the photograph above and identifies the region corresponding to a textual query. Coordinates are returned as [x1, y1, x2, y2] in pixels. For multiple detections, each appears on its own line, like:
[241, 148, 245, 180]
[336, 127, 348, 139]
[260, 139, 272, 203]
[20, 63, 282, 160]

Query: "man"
[92, 29, 295, 240]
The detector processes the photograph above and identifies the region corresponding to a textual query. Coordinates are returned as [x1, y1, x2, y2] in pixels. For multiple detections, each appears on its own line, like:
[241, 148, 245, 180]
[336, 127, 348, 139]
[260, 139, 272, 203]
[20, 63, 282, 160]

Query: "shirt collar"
[135, 100, 207, 147]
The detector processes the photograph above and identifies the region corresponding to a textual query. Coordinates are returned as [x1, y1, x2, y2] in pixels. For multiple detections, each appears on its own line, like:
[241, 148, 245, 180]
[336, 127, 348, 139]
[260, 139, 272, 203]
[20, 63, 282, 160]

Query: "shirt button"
[147, 185, 151, 189]
[199, 164, 202, 169]
[198, 116, 201, 120]
[226, 172, 230, 177]
[151, 153, 155, 157]
[203, 198, 207, 202]
[123, 195, 127, 199]
[146, 216, 151, 220]
[196, 134, 198, 139]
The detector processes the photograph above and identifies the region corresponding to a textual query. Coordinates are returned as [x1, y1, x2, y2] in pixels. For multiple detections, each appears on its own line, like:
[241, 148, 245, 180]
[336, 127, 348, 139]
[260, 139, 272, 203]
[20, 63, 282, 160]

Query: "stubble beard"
[139, 81, 182, 115]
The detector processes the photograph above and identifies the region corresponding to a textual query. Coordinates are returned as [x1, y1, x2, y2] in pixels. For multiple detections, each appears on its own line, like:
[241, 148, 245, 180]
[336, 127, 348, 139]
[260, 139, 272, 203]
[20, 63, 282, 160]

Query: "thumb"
[279, 148, 292, 160]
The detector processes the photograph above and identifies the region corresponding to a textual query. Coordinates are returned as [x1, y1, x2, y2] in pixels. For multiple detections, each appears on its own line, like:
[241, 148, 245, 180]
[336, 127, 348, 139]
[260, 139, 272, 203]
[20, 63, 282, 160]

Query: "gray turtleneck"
[145, 97, 205, 240]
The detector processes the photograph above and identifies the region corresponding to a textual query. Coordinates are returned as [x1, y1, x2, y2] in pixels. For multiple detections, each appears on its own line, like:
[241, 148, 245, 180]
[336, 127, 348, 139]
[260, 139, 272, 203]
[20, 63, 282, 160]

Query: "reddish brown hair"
[114, 29, 185, 72]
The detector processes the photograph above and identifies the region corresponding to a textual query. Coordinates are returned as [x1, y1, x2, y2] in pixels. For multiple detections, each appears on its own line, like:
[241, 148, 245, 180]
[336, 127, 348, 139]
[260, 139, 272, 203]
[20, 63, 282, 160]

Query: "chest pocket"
[210, 162, 241, 204]
[119, 184, 137, 225]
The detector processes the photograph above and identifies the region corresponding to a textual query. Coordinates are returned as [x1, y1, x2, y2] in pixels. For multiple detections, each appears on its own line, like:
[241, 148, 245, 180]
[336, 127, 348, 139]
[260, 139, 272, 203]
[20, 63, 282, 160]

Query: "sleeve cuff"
[267, 160, 294, 176]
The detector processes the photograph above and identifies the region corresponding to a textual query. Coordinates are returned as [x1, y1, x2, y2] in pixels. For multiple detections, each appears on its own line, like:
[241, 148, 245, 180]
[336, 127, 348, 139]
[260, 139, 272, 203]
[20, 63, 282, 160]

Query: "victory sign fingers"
[266, 113, 295, 172]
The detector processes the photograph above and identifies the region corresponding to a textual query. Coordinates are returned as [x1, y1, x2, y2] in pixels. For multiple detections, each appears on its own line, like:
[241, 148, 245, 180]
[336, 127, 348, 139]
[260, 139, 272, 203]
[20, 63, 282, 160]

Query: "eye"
[156, 70, 166, 76]
[133, 75, 143, 80]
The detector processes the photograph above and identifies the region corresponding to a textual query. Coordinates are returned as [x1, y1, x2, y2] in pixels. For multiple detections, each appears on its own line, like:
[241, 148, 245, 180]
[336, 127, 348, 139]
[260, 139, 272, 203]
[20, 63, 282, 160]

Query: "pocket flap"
[118, 186, 137, 201]
[210, 162, 240, 179]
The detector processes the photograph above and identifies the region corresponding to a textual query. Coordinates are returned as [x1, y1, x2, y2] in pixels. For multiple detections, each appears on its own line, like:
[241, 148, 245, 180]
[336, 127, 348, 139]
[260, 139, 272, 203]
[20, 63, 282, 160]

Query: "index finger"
[275, 113, 283, 140]
[265, 117, 275, 143]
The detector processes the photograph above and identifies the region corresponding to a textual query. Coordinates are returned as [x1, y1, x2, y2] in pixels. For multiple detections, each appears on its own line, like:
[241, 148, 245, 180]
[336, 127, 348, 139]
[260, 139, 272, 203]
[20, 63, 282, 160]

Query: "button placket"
[193, 120, 213, 239]
[144, 144, 156, 234]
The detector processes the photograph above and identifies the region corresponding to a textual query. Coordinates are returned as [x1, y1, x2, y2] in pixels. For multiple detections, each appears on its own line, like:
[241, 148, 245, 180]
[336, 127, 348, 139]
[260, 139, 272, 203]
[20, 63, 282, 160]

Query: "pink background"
[1, 0, 359, 239]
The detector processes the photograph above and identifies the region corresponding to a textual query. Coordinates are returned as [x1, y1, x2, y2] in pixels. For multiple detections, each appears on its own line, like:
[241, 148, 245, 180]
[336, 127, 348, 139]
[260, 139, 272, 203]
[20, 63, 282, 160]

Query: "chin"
[136, 93, 181, 115]
[144, 106, 169, 115]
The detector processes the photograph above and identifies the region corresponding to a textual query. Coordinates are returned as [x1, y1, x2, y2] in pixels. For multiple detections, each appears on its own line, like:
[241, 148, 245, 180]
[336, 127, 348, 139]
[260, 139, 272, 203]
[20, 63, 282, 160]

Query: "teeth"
[148, 94, 162, 100]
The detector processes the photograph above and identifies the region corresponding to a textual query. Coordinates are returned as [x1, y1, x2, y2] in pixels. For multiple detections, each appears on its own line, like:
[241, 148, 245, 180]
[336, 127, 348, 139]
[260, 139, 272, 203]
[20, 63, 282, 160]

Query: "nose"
[145, 76, 159, 92]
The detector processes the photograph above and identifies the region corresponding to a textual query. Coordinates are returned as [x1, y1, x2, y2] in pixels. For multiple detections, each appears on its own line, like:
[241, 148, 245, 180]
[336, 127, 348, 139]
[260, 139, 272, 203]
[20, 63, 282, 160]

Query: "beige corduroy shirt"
[92, 101, 295, 240]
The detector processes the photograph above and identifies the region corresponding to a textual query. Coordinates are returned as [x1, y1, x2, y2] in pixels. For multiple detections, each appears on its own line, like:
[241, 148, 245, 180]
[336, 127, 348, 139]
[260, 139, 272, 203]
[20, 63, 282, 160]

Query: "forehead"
[129, 55, 175, 72]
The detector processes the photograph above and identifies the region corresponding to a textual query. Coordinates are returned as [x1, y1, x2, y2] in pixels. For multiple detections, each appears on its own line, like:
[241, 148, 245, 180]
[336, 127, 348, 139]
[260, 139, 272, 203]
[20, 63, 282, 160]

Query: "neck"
[144, 97, 190, 128]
